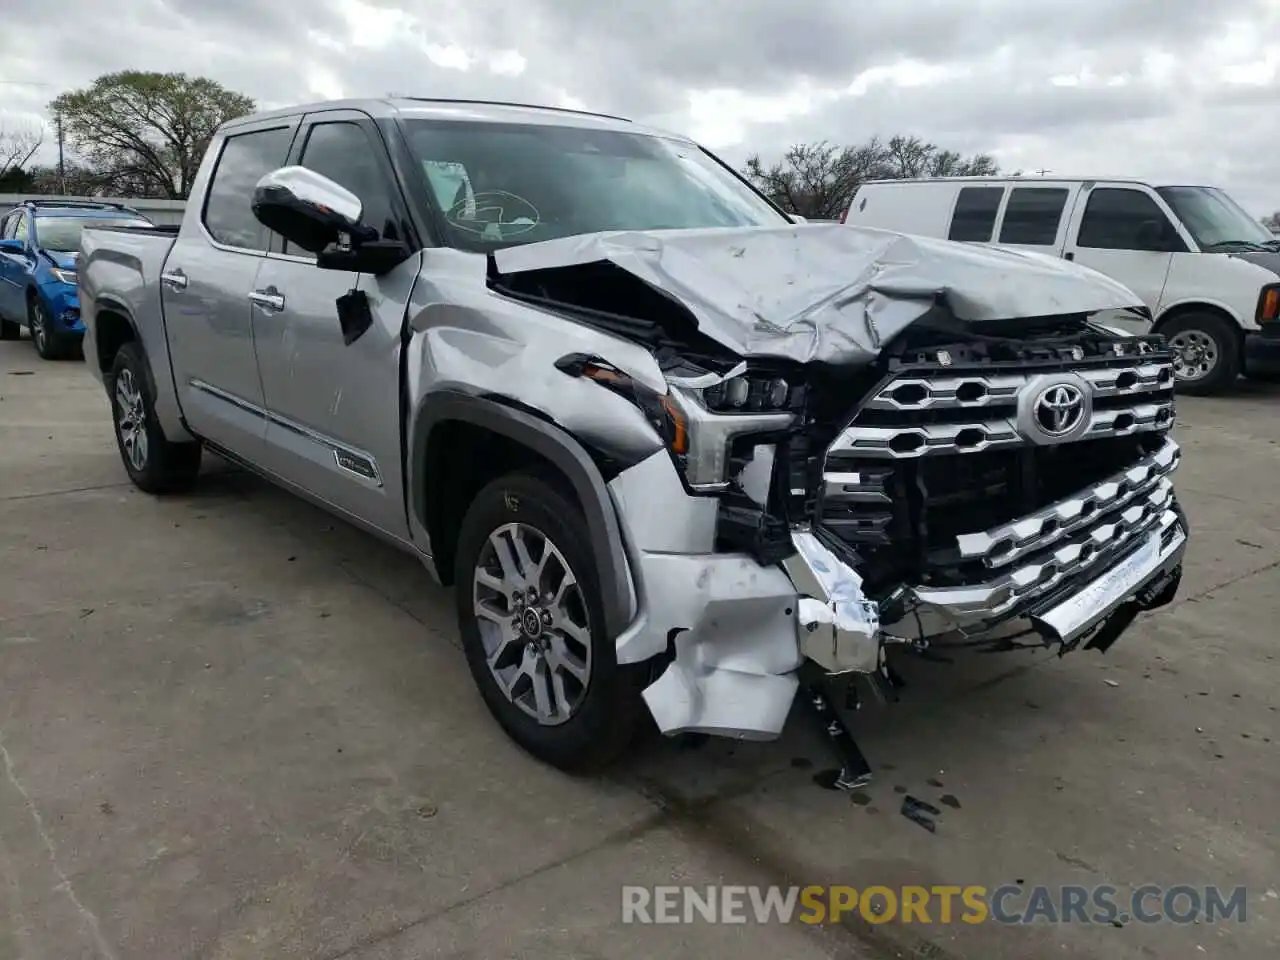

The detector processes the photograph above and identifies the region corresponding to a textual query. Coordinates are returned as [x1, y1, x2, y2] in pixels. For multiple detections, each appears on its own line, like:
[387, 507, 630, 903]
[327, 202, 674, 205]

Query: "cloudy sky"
[2, 0, 1278, 214]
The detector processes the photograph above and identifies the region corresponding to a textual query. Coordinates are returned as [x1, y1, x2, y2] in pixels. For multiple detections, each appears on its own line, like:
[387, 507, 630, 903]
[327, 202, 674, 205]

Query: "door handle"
[248, 289, 286, 311]
[160, 268, 188, 290]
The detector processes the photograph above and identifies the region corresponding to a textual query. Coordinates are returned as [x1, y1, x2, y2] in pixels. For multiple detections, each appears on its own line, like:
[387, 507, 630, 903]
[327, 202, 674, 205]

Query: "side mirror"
[790, 214, 808, 224]
[0, 238, 27, 253]
[252, 166, 376, 254]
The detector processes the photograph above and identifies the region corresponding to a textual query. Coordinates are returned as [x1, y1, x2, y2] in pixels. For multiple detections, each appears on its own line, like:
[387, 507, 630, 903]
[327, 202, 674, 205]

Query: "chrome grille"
[832, 360, 1176, 460]
[817, 350, 1179, 618]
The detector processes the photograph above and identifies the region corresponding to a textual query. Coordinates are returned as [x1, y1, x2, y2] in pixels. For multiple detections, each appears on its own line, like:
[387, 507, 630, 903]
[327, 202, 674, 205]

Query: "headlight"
[1258, 284, 1280, 325]
[558, 355, 798, 492]
[51, 268, 77, 284]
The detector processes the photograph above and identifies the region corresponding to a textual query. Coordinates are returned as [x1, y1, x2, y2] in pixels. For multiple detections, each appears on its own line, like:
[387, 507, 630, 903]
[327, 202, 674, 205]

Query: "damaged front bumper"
[625, 488, 1188, 742]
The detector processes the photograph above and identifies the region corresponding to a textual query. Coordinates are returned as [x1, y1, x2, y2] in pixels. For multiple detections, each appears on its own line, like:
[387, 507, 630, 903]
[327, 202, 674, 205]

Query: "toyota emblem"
[1033, 383, 1086, 437]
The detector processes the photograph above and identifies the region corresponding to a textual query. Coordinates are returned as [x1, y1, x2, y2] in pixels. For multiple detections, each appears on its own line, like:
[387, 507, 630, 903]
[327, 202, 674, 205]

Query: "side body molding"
[411, 391, 638, 640]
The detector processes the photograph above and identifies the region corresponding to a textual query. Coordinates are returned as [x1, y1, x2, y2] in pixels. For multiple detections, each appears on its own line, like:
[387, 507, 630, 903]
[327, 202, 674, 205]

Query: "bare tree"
[1263, 211, 1280, 233]
[743, 134, 999, 219]
[0, 125, 44, 181]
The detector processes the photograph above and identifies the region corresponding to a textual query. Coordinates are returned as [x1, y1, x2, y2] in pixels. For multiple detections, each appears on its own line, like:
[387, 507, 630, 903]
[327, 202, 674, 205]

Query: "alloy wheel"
[472, 521, 593, 726]
[115, 369, 149, 471]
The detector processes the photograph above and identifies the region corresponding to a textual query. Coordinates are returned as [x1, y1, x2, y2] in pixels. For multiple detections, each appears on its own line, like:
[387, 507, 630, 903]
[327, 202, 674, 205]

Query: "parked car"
[841, 177, 1280, 395]
[78, 98, 1188, 780]
[0, 200, 156, 359]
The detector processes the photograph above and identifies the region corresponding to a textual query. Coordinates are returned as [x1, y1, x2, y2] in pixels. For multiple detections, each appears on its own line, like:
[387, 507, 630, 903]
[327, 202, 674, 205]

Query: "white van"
[842, 177, 1280, 395]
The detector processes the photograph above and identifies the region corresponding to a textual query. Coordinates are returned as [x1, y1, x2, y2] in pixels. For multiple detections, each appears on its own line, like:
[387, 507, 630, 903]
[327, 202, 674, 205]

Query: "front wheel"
[1163, 313, 1241, 396]
[108, 342, 203, 493]
[28, 298, 70, 360]
[454, 472, 648, 772]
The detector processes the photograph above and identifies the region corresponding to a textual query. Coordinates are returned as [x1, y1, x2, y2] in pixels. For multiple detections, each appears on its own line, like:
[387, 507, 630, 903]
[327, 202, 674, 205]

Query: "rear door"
[1062, 183, 1177, 331]
[162, 116, 299, 457]
[946, 184, 1005, 242]
[249, 108, 419, 540]
[991, 183, 1078, 255]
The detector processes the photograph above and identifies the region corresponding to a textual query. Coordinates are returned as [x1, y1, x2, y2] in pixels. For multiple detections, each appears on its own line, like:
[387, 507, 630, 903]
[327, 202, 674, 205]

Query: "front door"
[0, 211, 30, 323]
[250, 110, 419, 540]
[162, 117, 299, 456]
[1063, 184, 1177, 334]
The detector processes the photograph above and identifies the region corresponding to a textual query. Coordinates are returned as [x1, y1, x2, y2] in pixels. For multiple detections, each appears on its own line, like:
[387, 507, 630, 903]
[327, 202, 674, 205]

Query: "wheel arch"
[412, 391, 636, 640]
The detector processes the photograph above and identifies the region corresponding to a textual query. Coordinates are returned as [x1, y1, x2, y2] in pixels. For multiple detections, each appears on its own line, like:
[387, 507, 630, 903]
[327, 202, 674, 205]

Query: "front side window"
[1155, 186, 1273, 251]
[1077, 188, 1177, 252]
[203, 126, 294, 251]
[288, 121, 398, 256]
[998, 187, 1069, 245]
[948, 186, 1002, 242]
[34, 216, 152, 253]
[402, 119, 787, 251]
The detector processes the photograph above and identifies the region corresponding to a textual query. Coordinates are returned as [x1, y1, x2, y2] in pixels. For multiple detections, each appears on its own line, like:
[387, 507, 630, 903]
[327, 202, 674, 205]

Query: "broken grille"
[817, 347, 1179, 610]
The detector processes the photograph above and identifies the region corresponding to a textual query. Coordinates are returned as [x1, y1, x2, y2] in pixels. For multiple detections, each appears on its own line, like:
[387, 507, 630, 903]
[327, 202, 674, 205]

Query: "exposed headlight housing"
[558, 355, 799, 492]
[50, 267, 77, 285]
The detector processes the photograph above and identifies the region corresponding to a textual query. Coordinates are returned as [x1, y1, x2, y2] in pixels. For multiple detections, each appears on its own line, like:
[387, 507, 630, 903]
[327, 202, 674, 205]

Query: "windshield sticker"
[446, 190, 540, 239]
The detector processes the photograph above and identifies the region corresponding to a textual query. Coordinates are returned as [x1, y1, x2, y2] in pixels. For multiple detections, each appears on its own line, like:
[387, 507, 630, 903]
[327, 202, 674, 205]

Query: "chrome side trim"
[189, 378, 383, 487]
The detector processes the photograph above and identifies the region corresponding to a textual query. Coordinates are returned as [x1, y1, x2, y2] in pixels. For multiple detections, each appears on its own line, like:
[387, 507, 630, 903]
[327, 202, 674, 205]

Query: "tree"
[49, 71, 255, 199]
[1263, 211, 1280, 233]
[743, 134, 999, 219]
[0, 126, 44, 183]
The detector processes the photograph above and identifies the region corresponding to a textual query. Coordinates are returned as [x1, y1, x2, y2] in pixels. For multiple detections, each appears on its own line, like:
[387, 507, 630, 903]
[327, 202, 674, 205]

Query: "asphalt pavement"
[1, 334, 1277, 960]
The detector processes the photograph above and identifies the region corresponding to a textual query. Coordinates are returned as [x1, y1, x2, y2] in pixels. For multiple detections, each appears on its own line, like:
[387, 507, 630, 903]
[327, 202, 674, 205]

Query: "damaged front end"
[489, 224, 1189, 782]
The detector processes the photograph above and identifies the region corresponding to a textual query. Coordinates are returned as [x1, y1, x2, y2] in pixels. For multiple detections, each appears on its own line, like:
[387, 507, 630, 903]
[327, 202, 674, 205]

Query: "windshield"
[35, 216, 153, 253]
[1155, 186, 1275, 251]
[402, 119, 788, 251]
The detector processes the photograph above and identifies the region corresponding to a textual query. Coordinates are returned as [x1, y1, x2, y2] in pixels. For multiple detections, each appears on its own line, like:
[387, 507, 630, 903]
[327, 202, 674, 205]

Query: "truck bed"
[79, 224, 180, 386]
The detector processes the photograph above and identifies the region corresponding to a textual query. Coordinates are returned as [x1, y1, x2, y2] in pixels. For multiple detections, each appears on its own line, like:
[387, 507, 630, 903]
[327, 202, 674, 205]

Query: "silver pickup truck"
[80, 98, 1188, 781]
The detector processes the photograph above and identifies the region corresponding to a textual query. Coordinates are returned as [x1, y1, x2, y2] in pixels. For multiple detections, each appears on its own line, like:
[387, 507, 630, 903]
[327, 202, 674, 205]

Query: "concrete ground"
[0, 334, 1277, 960]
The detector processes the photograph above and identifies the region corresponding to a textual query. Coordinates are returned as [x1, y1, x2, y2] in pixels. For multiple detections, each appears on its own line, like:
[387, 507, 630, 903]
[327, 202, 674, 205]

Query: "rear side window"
[948, 187, 1002, 241]
[203, 126, 294, 251]
[1077, 188, 1173, 251]
[998, 187, 1069, 245]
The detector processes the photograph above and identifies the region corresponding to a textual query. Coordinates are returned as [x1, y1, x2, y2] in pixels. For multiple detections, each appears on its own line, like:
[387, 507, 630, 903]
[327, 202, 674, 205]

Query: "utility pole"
[55, 111, 65, 194]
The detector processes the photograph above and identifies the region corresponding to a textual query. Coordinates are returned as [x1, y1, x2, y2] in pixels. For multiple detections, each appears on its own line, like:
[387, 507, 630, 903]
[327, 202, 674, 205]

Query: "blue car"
[0, 200, 155, 359]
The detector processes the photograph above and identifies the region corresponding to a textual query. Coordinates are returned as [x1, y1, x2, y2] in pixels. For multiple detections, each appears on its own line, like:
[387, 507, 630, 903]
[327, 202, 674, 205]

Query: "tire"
[0, 314, 18, 340]
[28, 297, 70, 360]
[1161, 312, 1241, 396]
[108, 341, 203, 493]
[454, 471, 647, 772]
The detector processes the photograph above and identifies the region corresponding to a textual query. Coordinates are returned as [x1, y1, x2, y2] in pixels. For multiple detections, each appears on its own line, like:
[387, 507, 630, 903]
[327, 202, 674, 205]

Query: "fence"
[0, 194, 187, 227]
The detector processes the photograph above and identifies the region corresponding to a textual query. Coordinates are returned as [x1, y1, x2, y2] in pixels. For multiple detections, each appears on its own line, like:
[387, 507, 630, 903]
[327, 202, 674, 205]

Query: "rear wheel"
[454, 471, 647, 772]
[108, 342, 203, 493]
[1162, 312, 1241, 396]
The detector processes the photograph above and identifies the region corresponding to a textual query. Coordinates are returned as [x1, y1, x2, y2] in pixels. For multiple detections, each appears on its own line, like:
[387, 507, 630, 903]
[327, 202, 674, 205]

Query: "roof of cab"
[221, 97, 687, 142]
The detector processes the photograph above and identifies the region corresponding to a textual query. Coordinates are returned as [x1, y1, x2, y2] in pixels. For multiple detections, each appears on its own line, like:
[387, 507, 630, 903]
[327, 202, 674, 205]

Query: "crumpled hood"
[492, 223, 1145, 366]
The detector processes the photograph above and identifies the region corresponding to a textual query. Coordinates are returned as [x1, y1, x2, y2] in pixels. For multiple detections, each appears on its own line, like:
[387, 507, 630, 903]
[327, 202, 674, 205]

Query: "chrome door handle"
[160, 269, 188, 290]
[248, 289, 285, 311]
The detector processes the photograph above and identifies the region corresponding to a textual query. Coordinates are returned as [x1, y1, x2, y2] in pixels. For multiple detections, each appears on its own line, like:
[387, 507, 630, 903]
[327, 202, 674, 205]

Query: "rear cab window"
[997, 187, 1070, 246]
[202, 126, 295, 251]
